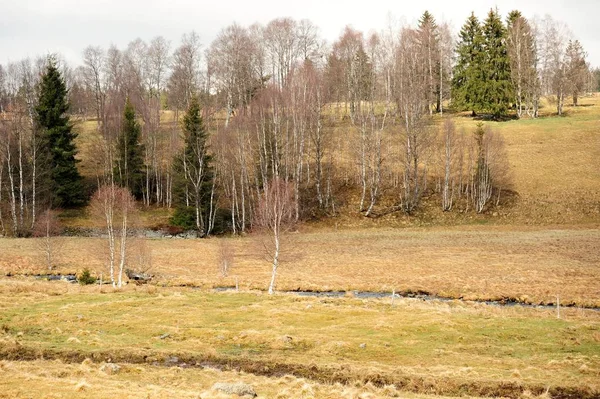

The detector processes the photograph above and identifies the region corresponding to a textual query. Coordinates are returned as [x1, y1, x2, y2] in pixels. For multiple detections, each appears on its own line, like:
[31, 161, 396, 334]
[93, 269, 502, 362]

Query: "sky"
[1, 0, 599, 67]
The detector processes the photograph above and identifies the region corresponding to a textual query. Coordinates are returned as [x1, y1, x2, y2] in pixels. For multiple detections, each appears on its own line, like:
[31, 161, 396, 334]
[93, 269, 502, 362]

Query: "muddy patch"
[0, 345, 596, 399]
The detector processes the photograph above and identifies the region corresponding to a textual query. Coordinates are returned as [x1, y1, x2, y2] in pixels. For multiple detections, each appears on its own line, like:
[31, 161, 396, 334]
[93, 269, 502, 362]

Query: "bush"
[78, 268, 96, 285]
[170, 206, 196, 230]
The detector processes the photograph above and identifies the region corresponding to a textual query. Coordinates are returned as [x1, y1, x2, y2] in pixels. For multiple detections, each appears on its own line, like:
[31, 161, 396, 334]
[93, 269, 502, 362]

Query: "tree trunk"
[18, 124, 24, 233]
[118, 202, 128, 288]
[268, 235, 280, 295]
[0, 160, 5, 236]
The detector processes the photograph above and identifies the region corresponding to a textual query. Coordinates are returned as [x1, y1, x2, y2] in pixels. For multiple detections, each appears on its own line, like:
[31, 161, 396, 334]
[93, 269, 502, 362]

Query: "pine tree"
[171, 96, 215, 235]
[452, 13, 486, 115]
[481, 9, 513, 119]
[35, 58, 85, 207]
[114, 98, 145, 199]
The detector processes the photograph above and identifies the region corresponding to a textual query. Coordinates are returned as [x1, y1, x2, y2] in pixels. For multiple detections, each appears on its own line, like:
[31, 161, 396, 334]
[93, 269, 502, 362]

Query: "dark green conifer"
[452, 13, 486, 115]
[114, 98, 145, 199]
[35, 58, 85, 207]
[171, 96, 215, 234]
[481, 9, 513, 118]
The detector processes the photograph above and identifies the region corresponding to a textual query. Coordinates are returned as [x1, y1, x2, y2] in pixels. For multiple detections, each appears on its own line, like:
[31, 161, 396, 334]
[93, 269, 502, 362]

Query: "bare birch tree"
[472, 124, 511, 213]
[254, 178, 295, 295]
[168, 31, 202, 110]
[533, 15, 571, 115]
[91, 184, 137, 288]
[82, 46, 107, 129]
[507, 11, 539, 118]
[207, 24, 258, 127]
[396, 28, 433, 213]
[439, 119, 462, 211]
[564, 40, 588, 106]
[33, 209, 63, 270]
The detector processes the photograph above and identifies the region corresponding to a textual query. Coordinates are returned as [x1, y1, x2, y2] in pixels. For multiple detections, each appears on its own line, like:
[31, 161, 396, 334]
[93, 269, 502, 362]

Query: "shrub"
[78, 268, 96, 285]
[170, 206, 196, 230]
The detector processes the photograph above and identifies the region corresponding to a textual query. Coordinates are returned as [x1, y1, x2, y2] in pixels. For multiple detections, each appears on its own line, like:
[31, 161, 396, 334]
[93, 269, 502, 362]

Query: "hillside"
[69, 94, 600, 229]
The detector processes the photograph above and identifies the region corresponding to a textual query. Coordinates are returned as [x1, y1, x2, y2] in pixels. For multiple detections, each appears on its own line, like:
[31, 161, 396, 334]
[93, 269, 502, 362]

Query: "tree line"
[0, 9, 595, 238]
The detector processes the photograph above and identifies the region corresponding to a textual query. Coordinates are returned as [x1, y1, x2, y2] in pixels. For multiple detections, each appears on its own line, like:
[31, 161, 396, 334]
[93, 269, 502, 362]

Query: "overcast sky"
[1, 0, 598, 67]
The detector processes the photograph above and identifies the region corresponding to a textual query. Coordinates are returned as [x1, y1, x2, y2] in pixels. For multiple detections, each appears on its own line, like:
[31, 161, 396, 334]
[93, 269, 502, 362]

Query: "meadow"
[0, 281, 599, 398]
[0, 95, 599, 398]
[0, 226, 599, 307]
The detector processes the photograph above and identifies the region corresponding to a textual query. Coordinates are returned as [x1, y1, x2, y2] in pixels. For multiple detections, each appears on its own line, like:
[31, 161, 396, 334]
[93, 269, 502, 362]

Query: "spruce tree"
[452, 13, 486, 115]
[171, 96, 215, 234]
[482, 9, 513, 119]
[114, 98, 145, 199]
[35, 58, 85, 207]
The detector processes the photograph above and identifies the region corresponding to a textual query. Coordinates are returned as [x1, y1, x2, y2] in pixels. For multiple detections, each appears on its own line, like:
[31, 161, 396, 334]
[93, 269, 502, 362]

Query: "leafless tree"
[207, 24, 258, 127]
[168, 31, 202, 110]
[0, 102, 35, 236]
[396, 28, 433, 213]
[472, 124, 511, 213]
[0, 65, 6, 115]
[254, 178, 295, 295]
[264, 18, 301, 89]
[218, 239, 235, 277]
[350, 33, 385, 217]
[82, 46, 107, 129]
[533, 15, 571, 115]
[330, 26, 366, 120]
[146, 36, 171, 206]
[439, 119, 462, 211]
[507, 12, 539, 118]
[33, 208, 63, 270]
[91, 184, 137, 288]
[564, 40, 588, 106]
[437, 21, 454, 115]
[127, 236, 153, 280]
[297, 19, 325, 65]
[416, 11, 440, 115]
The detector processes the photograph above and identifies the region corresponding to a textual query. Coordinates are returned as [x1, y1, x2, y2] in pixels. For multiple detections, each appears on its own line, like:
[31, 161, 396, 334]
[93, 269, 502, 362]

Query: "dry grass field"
[0, 226, 598, 307]
[0, 281, 598, 398]
[0, 358, 474, 399]
[449, 95, 600, 225]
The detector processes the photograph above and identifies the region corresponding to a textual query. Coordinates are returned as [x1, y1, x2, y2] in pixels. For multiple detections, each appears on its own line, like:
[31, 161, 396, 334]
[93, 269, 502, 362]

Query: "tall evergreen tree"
[35, 58, 85, 207]
[114, 98, 145, 199]
[171, 96, 216, 235]
[452, 13, 486, 116]
[481, 9, 513, 118]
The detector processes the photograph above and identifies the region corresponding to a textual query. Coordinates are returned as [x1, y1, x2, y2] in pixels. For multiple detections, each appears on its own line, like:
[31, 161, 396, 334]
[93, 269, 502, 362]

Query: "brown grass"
[0, 284, 598, 398]
[0, 226, 598, 307]
[447, 95, 600, 225]
[0, 358, 495, 399]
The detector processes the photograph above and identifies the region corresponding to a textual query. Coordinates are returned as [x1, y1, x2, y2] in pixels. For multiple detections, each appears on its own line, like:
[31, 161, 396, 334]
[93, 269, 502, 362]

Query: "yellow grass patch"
[0, 226, 598, 307]
[0, 285, 598, 397]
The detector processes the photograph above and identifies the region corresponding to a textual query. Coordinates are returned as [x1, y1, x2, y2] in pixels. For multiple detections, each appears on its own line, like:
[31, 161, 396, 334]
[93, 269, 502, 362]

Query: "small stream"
[15, 274, 600, 311]
[34, 274, 77, 283]
[215, 286, 600, 311]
